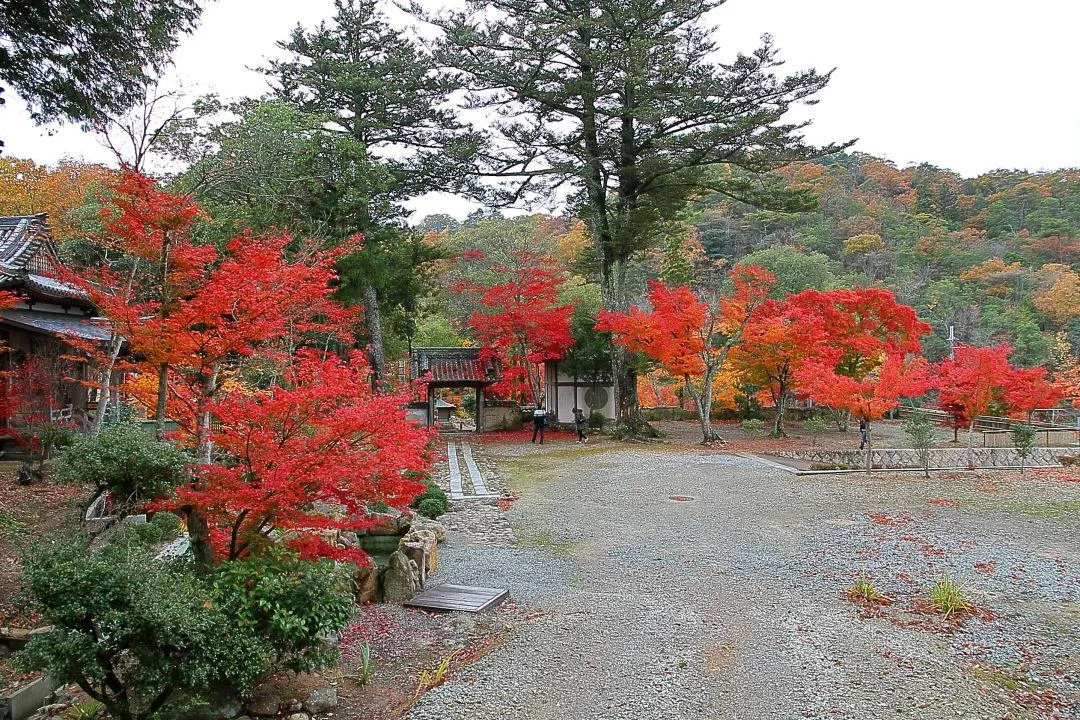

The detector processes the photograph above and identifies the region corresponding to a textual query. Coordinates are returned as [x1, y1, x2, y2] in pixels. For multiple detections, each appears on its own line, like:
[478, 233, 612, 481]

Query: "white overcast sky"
[2, 0, 1078, 218]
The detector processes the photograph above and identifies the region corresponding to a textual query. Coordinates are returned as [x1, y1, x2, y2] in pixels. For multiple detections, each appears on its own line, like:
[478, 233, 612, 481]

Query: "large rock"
[302, 687, 337, 715]
[352, 565, 380, 604]
[400, 541, 428, 587]
[381, 550, 420, 602]
[411, 517, 446, 543]
[399, 528, 439, 575]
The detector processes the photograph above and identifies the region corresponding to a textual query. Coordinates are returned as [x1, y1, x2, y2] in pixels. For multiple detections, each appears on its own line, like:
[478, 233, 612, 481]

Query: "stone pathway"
[446, 441, 499, 500]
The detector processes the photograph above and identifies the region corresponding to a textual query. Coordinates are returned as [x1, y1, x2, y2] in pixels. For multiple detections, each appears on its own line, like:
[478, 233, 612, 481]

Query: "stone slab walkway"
[446, 441, 500, 500]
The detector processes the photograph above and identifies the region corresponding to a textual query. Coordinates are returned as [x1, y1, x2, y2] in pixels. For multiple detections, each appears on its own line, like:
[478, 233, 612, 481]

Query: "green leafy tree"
[1012, 423, 1037, 475]
[737, 246, 838, 297]
[0, 0, 200, 131]
[427, 0, 847, 433]
[53, 424, 190, 519]
[264, 0, 475, 389]
[15, 539, 267, 720]
[904, 411, 936, 478]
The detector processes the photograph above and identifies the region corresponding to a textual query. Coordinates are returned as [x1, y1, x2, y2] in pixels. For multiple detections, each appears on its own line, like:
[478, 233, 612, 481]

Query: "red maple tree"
[597, 267, 774, 443]
[164, 351, 432, 565]
[67, 170, 428, 565]
[457, 252, 575, 404]
[797, 353, 931, 471]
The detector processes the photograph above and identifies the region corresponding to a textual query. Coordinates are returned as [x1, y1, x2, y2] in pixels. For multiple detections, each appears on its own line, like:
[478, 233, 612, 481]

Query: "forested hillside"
[418, 153, 1080, 370]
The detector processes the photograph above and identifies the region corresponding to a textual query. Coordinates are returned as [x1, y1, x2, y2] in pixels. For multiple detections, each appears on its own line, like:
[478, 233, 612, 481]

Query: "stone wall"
[769, 447, 1077, 469]
[482, 400, 522, 431]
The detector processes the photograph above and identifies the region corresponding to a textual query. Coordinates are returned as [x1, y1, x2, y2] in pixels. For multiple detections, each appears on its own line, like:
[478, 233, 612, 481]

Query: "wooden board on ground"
[404, 584, 509, 613]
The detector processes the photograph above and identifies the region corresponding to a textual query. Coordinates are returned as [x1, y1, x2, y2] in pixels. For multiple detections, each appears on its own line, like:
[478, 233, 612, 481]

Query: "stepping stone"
[447, 441, 465, 500]
[404, 584, 510, 613]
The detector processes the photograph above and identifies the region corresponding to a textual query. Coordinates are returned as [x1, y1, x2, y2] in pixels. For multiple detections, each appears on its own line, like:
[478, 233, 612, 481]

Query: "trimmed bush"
[53, 424, 190, 516]
[411, 479, 448, 519]
[107, 512, 183, 548]
[740, 418, 765, 436]
[587, 410, 606, 430]
[212, 549, 353, 674]
[15, 538, 268, 720]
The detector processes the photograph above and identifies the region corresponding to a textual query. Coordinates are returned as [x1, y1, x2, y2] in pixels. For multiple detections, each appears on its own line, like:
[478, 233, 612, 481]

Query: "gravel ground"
[407, 433, 1079, 720]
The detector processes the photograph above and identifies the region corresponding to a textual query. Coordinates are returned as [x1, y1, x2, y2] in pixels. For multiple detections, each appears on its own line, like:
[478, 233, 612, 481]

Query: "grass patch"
[1000, 500, 1080, 520]
[928, 576, 971, 618]
[969, 665, 1022, 691]
[846, 575, 883, 603]
[498, 458, 553, 489]
[519, 528, 573, 555]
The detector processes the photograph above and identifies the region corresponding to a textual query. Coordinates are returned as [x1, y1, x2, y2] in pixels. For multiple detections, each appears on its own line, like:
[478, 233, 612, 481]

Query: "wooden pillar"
[475, 385, 485, 433]
[427, 384, 436, 428]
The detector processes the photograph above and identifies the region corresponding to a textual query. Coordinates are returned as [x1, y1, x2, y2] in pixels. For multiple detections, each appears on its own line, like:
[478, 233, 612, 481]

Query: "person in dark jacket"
[858, 418, 869, 450]
[573, 407, 588, 444]
[531, 404, 548, 444]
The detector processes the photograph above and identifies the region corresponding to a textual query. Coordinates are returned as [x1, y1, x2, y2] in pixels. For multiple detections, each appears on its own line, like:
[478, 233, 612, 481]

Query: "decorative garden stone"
[381, 550, 420, 602]
[302, 687, 338, 714]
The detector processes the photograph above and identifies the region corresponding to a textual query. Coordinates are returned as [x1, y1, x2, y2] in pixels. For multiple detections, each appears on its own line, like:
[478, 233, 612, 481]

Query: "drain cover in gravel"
[404, 584, 510, 613]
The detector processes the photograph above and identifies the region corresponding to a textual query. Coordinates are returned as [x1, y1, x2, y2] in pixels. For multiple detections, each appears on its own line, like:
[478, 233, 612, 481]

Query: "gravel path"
[407, 435, 1080, 720]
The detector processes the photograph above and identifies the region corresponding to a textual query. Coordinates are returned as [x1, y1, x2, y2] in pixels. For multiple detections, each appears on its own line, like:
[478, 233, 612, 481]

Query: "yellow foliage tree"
[1033, 264, 1080, 326]
[0, 157, 115, 244]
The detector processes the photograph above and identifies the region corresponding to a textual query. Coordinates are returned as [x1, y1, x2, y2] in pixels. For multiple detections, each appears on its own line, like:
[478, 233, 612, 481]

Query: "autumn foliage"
[455, 251, 575, 404]
[164, 351, 431, 564]
[66, 171, 430, 565]
[598, 267, 774, 442]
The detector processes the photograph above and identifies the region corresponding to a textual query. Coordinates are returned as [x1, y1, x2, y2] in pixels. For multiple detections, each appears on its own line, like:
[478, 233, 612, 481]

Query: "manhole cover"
[669, 495, 696, 503]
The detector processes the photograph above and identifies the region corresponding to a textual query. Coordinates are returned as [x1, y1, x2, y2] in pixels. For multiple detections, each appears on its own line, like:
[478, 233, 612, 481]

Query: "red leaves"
[166, 350, 432, 564]
[933, 344, 1064, 425]
[460, 252, 575, 403]
[797, 353, 931, 421]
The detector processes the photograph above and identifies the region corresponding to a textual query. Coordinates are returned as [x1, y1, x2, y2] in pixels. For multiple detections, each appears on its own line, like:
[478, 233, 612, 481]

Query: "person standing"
[573, 407, 588, 444]
[531, 403, 548, 444]
[858, 418, 869, 450]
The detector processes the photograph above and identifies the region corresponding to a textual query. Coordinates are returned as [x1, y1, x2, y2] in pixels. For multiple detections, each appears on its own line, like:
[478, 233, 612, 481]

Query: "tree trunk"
[185, 506, 214, 568]
[864, 421, 872, 475]
[362, 283, 388, 394]
[967, 419, 976, 469]
[89, 333, 125, 436]
[602, 256, 650, 435]
[194, 364, 219, 465]
[689, 372, 719, 443]
[155, 363, 168, 439]
[772, 390, 789, 437]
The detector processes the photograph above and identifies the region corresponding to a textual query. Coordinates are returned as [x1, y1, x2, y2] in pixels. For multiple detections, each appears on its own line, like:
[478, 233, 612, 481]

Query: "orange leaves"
[797, 354, 931, 421]
[0, 157, 117, 245]
[1032, 263, 1080, 326]
[597, 267, 775, 381]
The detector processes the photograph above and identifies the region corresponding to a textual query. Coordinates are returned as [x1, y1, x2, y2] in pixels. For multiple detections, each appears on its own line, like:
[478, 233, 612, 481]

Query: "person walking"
[858, 418, 869, 450]
[573, 406, 588, 444]
[531, 403, 548, 444]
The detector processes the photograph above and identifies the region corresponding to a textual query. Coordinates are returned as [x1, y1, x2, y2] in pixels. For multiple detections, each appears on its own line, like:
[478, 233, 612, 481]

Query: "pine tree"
[265, 0, 475, 389]
[426, 0, 847, 432]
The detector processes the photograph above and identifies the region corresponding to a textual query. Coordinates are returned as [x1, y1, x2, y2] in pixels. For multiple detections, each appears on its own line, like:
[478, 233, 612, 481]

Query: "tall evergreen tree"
[425, 0, 847, 431]
[265, 0, 476, 389]
[0, 0, 201, 133]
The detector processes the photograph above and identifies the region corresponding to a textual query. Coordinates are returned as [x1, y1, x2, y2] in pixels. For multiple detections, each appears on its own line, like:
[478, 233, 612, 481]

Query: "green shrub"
[928, 575, 970, 618]
[740, 418, 765, 436]
[904, 412, 936, 477]
[212, 548, 353, 674]
[1012, 424, 1037, 473]
[107, 512, 183, 548]
[587, 410, 606, 430]
[804, 415, 827, 446]
[411, 479, 448, 519]
[54, 424, 190, 515]
[35, 422, 80, 459]
[15, 537, 268, 720]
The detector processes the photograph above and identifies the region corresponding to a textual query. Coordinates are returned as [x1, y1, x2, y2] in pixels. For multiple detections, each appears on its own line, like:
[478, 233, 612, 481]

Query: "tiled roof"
[0, 309, 114, 341]
[0, 215, 86, 303]
[412, 347, 500, 384]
